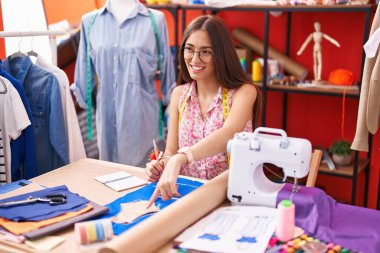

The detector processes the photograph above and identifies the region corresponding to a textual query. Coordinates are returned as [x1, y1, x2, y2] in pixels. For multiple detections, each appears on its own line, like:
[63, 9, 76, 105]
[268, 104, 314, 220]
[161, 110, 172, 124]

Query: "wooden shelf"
[179, 3, 371, 12]
[253, 83, 360, 97]
[318, 158, 369, 177]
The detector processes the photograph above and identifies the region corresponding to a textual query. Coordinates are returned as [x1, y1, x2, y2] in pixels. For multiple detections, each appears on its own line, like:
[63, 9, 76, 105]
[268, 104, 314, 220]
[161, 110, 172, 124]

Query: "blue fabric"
[0, 61, 37, 180]
[71, 2, 175, 166]
[0, 179, 31, 194]
[0, 185, 89, 221]
[3, 56, 69, 175]
[101, 177, 203, 235]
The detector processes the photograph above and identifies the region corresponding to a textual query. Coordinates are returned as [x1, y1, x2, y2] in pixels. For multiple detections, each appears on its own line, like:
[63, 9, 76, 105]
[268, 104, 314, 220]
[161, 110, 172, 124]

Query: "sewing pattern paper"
[180, 206, 278, 253]
[112, 201, 159, 224]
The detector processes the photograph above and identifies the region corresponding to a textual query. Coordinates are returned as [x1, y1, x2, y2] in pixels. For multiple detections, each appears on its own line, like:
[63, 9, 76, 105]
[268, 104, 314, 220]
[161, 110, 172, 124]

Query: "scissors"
[0, 193, 67, 208]
[150, 139, 162, 161]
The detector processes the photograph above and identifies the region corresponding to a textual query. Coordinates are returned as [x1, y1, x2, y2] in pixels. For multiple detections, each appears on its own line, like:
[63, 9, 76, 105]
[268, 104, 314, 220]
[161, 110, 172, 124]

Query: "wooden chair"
[306, 149, 323, 187]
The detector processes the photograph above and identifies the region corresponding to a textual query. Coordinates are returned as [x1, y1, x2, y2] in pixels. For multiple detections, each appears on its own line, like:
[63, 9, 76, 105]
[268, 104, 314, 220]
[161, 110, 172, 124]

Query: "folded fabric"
[24, 201, 109, 240]
[277, 184, 380, 253]
[0, 205, 93, 235]
[0, 185, 89, 221]
[101, 178, 203, 235]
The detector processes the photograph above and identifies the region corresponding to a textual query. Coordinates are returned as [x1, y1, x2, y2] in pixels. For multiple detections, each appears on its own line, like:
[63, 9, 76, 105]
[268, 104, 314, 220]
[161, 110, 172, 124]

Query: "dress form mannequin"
[109, 0, 138, 24]
[297, 22, 340, 83]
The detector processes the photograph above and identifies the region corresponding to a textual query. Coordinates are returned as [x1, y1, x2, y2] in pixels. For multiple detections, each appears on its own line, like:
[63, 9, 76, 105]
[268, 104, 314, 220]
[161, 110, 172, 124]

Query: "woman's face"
[183, 29, 215, 82]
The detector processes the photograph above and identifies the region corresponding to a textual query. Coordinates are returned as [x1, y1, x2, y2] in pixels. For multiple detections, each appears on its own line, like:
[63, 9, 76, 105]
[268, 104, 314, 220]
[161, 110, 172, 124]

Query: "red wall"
[0, 2, 378, 209]
[220, 11, 380, 208]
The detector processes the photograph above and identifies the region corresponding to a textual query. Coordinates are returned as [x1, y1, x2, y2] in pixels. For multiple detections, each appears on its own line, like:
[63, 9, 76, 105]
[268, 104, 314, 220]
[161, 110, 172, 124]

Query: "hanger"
[9, 37, 26, 60]
[27, 36, 38, 58]
[0, 78, 7, 94]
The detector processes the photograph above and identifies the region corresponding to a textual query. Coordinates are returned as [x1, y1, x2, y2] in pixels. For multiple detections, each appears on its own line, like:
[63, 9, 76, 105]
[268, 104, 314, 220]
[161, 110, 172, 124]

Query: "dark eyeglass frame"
[183, 47, 213, 64]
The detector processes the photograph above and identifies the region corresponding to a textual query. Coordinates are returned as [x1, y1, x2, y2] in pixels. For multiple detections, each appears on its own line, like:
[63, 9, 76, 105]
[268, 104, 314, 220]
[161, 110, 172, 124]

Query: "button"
[113, 84, 116, 88]
[237, 132, 248, 140]
[114, 43, 118, 47]
[113, 70, 116, 74]
[113, 56, 117, 60]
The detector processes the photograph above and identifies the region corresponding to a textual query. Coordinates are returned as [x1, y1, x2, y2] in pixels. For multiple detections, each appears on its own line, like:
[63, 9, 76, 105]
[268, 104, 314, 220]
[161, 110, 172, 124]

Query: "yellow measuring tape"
[178, 87, 229, 125]
[178, 87, 230, 164]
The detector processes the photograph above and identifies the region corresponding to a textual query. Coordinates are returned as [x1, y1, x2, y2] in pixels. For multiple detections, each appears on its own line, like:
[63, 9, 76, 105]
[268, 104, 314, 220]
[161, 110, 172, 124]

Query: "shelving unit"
[148, 3, 373, 206]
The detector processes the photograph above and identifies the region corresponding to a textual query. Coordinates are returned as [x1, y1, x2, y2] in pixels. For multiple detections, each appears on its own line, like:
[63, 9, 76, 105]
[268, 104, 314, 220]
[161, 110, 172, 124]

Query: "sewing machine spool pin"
[292, 178, 299, 193]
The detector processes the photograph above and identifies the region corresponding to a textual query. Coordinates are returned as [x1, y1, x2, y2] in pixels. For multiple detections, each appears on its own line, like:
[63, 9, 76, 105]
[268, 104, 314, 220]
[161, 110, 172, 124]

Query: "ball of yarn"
[328, 69, 355, 86]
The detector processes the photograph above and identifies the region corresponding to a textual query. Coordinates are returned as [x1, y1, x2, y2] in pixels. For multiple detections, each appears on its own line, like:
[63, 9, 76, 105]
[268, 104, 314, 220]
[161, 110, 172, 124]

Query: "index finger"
[146, 187, 160, 208]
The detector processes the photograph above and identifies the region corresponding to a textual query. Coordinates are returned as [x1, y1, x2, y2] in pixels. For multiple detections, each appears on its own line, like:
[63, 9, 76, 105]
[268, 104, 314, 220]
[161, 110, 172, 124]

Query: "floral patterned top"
[178, 81, 253, 179]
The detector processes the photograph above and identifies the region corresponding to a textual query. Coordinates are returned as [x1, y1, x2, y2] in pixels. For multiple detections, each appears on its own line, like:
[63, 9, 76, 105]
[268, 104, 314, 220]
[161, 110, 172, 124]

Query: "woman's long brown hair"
[177, 15, 261, 128]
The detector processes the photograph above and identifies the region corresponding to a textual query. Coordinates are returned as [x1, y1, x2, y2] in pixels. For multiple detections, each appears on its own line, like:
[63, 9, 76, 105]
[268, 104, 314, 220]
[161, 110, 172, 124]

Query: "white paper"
[105, 176, 147, 192]
[25, 236, 65, 251]
[95, 171, 132, 184]
[180, 206, 278, 253]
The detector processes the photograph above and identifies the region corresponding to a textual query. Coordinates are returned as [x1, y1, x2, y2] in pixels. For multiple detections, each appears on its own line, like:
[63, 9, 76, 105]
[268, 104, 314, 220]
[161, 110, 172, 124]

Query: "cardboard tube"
[99, 171, 229, 253]
[233, 28, 308, 80]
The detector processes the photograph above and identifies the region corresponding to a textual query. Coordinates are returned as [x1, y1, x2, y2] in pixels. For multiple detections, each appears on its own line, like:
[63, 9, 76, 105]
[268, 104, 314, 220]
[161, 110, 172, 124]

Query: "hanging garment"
[35, 55, 86, 162]
[71, 2, 175, 166]
[77, 109, 99, 159]
[2, 56, 69, 175]
[0, 76, 31, 183]
[0, 61, 37, 180]
[352, 4, 380, 152]
[0, 129, 5, 184]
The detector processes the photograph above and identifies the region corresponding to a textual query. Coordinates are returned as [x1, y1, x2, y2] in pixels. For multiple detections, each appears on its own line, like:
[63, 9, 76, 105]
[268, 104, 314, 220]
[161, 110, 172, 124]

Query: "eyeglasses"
[183, 47, 213, 64]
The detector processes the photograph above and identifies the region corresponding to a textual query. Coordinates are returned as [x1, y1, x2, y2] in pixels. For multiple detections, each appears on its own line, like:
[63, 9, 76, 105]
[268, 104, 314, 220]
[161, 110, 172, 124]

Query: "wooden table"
[0, 158, 174, 253]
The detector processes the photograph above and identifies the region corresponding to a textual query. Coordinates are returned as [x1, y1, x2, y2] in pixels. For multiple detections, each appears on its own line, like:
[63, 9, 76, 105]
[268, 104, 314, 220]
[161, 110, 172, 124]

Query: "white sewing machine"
[227, 127, 312, 207]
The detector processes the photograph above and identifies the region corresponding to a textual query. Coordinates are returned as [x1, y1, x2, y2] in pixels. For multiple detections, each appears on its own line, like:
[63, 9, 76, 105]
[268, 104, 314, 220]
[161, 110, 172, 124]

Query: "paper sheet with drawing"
[180, 206, 278, 253]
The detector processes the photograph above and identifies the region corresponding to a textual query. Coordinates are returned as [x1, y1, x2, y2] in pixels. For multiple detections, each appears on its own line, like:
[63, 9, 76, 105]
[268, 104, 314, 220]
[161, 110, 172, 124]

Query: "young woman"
[146, 15, 260, 204]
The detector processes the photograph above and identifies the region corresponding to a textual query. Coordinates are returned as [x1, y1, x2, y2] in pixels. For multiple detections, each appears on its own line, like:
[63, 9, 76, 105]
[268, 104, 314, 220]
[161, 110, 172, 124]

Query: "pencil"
[153, 139, 159, 159]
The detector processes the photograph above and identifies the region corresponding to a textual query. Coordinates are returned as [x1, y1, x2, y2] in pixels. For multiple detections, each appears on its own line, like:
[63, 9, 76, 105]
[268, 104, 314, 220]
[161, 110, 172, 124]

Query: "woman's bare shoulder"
[233, 83, 257, 98]
[171, 85, 186, 100]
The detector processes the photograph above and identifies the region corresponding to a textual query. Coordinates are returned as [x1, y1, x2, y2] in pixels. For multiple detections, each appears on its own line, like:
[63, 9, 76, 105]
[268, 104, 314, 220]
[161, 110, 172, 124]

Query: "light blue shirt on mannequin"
[71, 1, 175, 166]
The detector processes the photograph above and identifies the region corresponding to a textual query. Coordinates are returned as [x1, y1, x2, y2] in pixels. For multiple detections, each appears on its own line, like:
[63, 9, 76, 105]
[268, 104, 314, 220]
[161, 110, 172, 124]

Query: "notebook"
[95, 171, 148, 192]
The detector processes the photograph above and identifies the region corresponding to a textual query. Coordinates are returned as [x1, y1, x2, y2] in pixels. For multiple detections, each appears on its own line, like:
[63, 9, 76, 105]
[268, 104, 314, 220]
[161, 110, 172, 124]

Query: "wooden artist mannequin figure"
[297, 22, 340, 82]
[109, 0, 138, 24]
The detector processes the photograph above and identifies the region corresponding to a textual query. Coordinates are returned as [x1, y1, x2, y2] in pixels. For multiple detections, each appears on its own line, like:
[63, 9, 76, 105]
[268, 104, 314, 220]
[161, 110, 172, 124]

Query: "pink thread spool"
[276, 199, 295, 242]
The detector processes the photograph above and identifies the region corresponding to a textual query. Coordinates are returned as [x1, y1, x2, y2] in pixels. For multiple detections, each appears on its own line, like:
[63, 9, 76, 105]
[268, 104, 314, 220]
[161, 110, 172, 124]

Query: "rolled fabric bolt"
[233, 28, 308, 80]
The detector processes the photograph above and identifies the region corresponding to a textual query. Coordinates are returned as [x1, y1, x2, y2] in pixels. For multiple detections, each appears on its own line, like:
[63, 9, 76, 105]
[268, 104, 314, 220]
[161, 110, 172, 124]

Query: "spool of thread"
[240, 58, 247, 72]
[75, 219, 113, 245]
[252, 60, 262, 82]
[275, 199, 295, 242]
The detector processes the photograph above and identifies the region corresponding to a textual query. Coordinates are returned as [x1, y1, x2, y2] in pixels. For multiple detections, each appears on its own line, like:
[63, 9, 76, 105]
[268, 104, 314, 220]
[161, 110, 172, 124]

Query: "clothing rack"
[0, 30, 65, 66]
